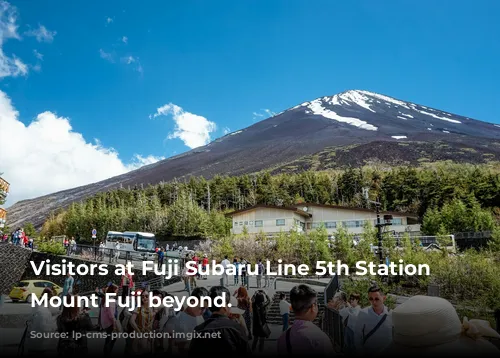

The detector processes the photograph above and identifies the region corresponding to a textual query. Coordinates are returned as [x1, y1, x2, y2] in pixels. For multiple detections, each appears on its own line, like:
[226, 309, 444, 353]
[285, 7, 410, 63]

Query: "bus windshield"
[136, 234, 156, 252]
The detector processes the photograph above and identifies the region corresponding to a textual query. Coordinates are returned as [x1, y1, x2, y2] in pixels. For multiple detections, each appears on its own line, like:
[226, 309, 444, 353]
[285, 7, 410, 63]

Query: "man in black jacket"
[189, 286, 251, 355]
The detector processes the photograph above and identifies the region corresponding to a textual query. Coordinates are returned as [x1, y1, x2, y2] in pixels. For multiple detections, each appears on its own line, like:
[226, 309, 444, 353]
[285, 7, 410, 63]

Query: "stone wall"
[23, 251, 180, 293]
[0, 242, 181, 295]
[0, 242, 33, 294]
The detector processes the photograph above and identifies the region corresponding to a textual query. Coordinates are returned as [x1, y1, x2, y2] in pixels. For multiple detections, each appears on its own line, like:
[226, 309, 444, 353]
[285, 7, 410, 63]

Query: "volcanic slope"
[7, 90, 500, 228]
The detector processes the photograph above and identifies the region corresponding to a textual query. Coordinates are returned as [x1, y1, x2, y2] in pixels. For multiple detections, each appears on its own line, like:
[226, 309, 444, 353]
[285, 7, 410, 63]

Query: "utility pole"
[363, 189, 391, 266]
[375, 202, 383, 265]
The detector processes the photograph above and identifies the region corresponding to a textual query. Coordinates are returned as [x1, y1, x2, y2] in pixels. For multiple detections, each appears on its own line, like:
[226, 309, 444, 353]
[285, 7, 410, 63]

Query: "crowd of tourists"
[1, 227, 33, 248]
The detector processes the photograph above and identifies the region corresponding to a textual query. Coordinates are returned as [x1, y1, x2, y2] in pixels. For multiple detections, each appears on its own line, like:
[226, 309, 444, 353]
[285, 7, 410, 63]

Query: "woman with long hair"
[251, 290, 271, 353]
[100, 284, 119, 355]
[56, 294, 96, 355]
[129, 290, 155, 354]
[234, 286, 252, 339]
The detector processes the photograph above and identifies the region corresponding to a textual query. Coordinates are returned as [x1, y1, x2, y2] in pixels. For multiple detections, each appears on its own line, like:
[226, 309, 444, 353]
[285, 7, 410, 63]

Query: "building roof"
[225, 205, 312, 218]
[291, 203, 418, 218]
[225, 203, 418, 219]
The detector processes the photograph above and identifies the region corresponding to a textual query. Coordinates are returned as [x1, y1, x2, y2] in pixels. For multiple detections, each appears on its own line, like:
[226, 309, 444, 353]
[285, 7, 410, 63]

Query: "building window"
[343, 221, 359, 228]
[325, 222, 337, 229]
[244, 221, 248, 226]
[255, 220, 263, 227]
[239, 222, 243, 226]
[276, 219, 285, 226]
[249, 221, 254, 226]
[234, 221, 237, 227]
[392, 218, 403, 225]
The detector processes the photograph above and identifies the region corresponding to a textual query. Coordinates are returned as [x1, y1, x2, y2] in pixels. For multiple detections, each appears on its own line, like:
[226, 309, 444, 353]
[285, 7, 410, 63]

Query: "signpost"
[92, 229, 97, 260]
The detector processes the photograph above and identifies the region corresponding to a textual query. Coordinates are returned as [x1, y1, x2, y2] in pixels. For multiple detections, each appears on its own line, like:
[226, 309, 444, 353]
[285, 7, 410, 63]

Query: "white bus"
[105, 231, 157, 259]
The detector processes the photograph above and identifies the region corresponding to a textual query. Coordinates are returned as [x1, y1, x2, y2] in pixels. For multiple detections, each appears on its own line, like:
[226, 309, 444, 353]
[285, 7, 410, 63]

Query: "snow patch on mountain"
[358, 90, 410, 109]
[417, 109, 461, 124]
[337, 90, 376, 113]
[307, 99, 378, 131]
[391, 136, 407, 139]
[399, 113, 414, 118]
[397, 116, 408, 120]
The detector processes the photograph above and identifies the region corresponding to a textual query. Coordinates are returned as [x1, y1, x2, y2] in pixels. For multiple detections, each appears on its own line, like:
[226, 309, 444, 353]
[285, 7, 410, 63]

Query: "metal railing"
[323, 274, 339, 303]
[322, 274, 344, 352]
[323, 306, 344, 352]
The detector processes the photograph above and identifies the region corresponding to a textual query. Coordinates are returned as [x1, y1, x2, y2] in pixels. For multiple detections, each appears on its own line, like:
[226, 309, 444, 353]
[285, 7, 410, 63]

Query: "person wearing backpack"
[353, 285, 392, 355]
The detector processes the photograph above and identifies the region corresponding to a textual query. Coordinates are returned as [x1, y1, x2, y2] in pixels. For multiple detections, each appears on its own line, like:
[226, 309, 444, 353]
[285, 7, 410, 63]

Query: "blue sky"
[1, 0, 500, 204]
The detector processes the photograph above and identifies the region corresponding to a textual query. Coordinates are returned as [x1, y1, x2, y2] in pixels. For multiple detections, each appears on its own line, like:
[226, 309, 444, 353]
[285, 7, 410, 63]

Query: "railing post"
[495, 309, 500, 333]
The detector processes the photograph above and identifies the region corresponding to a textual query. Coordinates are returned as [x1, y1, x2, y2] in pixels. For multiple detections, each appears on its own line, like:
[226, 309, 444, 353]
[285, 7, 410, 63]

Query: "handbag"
[262, 323, 271, 338]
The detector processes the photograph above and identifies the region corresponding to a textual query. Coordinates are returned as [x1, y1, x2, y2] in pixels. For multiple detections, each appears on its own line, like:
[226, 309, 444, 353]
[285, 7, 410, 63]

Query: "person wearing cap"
[384, 295, 500, 356]
[164, 287, 209, 354]
[353, 285, 392, 355]
[189, 286, 251, 355]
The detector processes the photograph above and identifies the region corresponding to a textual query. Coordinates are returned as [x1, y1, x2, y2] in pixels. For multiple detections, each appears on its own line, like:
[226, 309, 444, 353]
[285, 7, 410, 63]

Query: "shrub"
[37, 239, 66, 255]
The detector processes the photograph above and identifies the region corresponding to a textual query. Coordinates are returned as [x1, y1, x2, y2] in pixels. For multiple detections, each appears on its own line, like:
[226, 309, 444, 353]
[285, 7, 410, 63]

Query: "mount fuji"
[7, 90, 500, 228]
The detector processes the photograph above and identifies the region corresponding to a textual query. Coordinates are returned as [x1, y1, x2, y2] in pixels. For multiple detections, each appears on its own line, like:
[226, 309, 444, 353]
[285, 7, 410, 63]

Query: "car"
[9, 280, 63, 303]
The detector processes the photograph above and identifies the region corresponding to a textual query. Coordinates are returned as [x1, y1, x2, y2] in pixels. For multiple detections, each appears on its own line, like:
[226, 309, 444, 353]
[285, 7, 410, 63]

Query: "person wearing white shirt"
[279, 293, 291, 331]
[339, 293, 361, 355]
[220, 255, 230, 286]
[353, 286, 392, 355]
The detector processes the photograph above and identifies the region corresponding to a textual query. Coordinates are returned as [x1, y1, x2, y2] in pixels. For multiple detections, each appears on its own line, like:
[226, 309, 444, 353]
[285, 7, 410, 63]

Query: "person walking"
[60, 273, 74, 311]
[233, 258, 240, 285]
[279, 293, 291, 331]
[221, 255, 230, 286]
[240, 258, 248, 286]
[353, 285, 392, 355]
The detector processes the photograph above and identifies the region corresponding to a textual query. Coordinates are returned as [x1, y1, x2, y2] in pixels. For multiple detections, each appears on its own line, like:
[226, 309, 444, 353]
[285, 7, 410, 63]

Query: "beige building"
[226, 203, 420, 237]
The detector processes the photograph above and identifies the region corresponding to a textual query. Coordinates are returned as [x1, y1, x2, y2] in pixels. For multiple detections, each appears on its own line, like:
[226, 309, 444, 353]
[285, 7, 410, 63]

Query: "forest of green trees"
[38, 162, 500, 241]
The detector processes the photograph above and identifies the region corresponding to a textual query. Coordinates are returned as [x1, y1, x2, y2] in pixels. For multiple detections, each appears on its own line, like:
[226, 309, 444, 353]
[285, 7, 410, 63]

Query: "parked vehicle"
[9, 280, 62, 303]
[104, 231, 157, 260]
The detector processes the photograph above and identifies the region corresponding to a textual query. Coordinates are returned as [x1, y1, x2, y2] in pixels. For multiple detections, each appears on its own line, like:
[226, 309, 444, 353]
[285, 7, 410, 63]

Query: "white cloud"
[121, 55, 143, 74]
[223, 127, 231, 135]
[122, 36, 128, 44]
[128, 154, 165, 169]
[0, 90, 162, 205]
[121, 55, 135, 64]
[106, 17, 113, 24]
[253, 109, 276, 120]
[99, 49, 114, 62]
[0, 2, 28, 78]
[25, 24, 56, 43]
[151, 103, 217, 149]
[33, 49, 43, 61]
